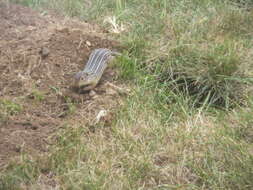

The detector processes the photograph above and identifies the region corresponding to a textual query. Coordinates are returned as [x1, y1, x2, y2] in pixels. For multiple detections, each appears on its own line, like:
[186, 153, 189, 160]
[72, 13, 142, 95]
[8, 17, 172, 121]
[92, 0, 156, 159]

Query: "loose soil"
[0, 1, 125, 167]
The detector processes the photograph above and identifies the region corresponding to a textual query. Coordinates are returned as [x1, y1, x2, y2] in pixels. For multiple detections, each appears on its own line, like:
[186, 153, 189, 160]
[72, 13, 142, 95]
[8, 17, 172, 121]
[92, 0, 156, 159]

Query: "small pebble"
[89, 90, 96, 97]
[40, 47, 50, 58]
[86, 41, 91, 46]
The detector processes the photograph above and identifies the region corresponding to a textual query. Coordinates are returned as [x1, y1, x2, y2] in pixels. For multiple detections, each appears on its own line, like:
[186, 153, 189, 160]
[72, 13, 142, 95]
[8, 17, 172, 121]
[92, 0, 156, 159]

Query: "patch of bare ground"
[0, 1, 124, 167]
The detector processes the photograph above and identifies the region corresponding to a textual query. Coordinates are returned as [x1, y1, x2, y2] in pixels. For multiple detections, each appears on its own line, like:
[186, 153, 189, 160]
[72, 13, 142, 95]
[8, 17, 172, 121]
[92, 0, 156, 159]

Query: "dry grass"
[1, 0, 253, 189]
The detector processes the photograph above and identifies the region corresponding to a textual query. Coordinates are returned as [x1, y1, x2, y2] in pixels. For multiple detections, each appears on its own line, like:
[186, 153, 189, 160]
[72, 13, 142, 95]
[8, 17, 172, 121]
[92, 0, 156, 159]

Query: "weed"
[0, 99, 22, 116]
[158, 42, 245, 108]
[116, 54, 138, 81]
[0, 155, 40, 190]
[28, 90, 45, 101]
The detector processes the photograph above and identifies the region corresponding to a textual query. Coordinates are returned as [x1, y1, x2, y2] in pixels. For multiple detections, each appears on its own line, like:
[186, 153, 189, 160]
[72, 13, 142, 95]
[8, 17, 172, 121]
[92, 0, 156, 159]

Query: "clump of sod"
[157, 42, 247, 108]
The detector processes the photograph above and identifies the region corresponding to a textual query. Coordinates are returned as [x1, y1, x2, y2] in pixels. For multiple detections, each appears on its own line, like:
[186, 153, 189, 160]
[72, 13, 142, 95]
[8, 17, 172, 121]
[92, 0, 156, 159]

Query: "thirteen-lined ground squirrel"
[73, 48, 120, 91]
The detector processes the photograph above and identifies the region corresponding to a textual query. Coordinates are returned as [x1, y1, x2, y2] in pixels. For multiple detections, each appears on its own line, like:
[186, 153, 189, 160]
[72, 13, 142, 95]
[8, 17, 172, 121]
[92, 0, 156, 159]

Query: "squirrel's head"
[73, 71, 97, 90]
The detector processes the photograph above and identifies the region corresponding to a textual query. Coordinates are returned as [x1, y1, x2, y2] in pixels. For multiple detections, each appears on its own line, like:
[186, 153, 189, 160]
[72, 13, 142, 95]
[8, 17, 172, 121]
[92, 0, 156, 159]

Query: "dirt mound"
[0, 2, 124, 167]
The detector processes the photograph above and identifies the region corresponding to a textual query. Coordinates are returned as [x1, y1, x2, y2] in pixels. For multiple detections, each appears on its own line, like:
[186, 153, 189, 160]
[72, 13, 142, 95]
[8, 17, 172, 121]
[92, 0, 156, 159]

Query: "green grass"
[0, 99, 22, 125]
[0, 99, 22, 116]
[2, 0, 253, 189]
[27, 89, 45, 102]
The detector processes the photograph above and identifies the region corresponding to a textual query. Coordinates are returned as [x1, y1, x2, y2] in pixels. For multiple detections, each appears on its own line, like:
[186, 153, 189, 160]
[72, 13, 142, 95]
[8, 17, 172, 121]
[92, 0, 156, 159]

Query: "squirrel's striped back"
[83, 48, 112, 76]
[73, 48, 120, 91]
